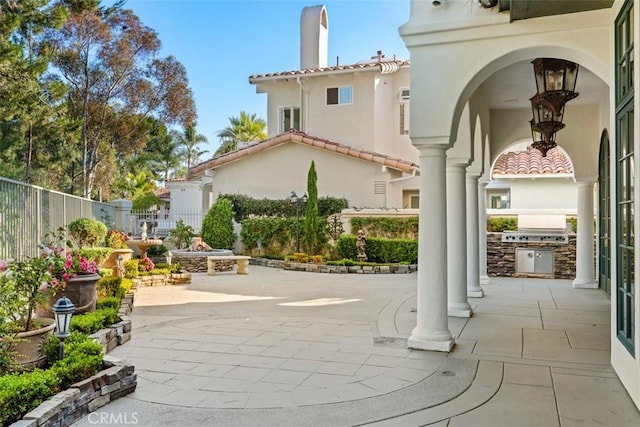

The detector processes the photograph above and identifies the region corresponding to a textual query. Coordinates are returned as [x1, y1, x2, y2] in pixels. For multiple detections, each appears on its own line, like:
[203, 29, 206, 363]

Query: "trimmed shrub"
[337, 235, 418, 264]
[201, 198, 237, 250]
[79, 247, 112, 264]
[487, 217, 517, 232]
[220, 193, 348, 222]
[350, 216, 418, 239]
[69, 308, 120, 335]
[67, 218, 108, 248]
[124, 259, 139, 278]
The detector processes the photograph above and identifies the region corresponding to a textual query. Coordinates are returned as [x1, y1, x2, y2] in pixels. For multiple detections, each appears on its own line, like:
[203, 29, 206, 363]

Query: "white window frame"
[278, 106, 300, 133]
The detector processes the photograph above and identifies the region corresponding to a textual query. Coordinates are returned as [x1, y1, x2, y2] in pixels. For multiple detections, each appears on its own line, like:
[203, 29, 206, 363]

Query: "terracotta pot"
[101, 248, 133, 276]
[37, 273, 101, 318]
[9, 317, 56, 371]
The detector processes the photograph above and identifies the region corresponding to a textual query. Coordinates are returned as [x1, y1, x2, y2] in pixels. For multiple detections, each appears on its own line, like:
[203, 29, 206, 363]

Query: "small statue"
[141, 222, 148, 241]
[356, 229, 367, 262]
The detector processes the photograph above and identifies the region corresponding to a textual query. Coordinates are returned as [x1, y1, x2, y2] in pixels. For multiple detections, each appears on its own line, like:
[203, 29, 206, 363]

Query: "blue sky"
[124, 0, 410, 155]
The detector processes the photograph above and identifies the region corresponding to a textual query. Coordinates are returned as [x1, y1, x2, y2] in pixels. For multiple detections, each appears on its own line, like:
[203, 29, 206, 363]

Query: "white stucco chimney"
[300, 5, 328, 70]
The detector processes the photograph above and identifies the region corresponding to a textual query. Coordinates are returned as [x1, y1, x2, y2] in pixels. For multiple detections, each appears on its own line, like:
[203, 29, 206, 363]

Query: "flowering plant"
[0, 254, 62, 333]
[138, 257, 155, 272]
[106, 229, 129, 249]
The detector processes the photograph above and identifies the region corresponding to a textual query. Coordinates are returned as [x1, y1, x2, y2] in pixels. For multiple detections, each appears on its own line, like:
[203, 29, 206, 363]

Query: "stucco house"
[181, 5, 421, 210]
[400, 0, 639, 410]
[487, 143, 577, 215]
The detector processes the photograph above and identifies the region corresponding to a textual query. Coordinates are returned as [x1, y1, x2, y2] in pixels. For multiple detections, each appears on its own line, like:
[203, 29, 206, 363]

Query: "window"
[410, 195, 419, 209]
[400, 103, 409, 135]
[399, 88, 410, 102]
[327, 86, 352, 105]
[487, 190, 510, 209]
[279, 107, 300, 133]
[615, 0, 635, 355]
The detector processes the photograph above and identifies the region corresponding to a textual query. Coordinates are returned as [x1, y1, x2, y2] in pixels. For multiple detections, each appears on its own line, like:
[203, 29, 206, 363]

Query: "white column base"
[480, 275, 490, 285]
[573, 279, 598, 289]
[448, 306, 473, 318]
[408, 328, 455, 352]
[468, 287, 484, 298]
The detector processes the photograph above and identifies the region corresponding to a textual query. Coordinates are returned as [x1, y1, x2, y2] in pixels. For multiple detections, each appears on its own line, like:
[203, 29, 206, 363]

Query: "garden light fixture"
[52, 297, 75, 359]
[116, 254, 125, 278]
[288, 191, 308, 253]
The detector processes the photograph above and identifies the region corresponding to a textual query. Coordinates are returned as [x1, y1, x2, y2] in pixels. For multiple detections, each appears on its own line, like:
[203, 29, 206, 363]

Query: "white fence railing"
[0, 177, 115, 260]
[127, 208, 204, 239]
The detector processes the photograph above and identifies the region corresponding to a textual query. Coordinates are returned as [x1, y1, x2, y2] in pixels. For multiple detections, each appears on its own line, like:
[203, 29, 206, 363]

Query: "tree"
[0, 0, 72, 185]
[174, 124, 208, 169]
[47, 2, 196, 198]
[304, 161, 320, 255]
[201, 198, 237, 250]
[214, 111, 266, 157]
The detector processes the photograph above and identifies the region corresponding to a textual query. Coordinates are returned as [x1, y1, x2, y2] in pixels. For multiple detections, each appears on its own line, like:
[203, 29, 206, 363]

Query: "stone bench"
[207, 255, 251, 275]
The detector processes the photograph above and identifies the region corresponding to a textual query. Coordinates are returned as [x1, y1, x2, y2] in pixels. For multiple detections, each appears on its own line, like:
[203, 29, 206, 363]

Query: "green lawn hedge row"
[337, 235, 418, 264]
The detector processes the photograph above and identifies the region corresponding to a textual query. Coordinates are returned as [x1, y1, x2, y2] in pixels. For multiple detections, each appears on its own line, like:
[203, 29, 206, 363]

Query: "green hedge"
[486, 217, 517, 232]
[69, 308, 120, 335]
[0, 334, 103, 425]
[337, 235, 417, 264]
[220, 194, 348, 222]
[350, 216, 419, 239]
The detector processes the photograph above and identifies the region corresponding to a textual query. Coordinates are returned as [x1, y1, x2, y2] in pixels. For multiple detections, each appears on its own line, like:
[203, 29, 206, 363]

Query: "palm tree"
[214, 111, 267, 157]
[174, 125, 208, 170]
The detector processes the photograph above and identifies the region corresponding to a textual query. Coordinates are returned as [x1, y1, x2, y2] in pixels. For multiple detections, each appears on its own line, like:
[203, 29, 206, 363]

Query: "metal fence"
[128, 208, 204, 239]
[0, 177, 115, 261]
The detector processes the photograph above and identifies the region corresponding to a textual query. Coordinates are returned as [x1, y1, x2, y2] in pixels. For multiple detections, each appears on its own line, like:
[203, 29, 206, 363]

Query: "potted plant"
[101, 230, 134, 276]
[0, 256, 60, 370]
[36, 246, 101, 318]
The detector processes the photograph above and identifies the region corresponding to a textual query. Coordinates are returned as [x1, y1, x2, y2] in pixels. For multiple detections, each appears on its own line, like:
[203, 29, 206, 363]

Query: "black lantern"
[532, 58, 579, 114]
[288, 191, 308, 253]
[530, 96, 565, 142]
[52, 297, 75, 359]
[530, 120, 557, 157]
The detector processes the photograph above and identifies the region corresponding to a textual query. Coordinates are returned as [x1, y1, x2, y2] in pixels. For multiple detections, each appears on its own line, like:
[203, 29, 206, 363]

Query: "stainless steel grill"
[501, 214, 569, 245]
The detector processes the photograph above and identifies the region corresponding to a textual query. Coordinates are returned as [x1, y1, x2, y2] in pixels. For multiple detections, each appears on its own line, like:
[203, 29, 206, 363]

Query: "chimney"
[377, 50, 383, 62]
[300, 5, 328, 69]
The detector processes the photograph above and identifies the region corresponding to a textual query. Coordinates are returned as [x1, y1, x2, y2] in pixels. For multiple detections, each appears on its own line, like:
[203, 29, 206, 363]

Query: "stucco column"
[466, 173, 484, 297]
[447, 161, 472, 317]
[478, 179, 490, 285]
[573, 179, 597, 289]
[408, 140, 454, 352]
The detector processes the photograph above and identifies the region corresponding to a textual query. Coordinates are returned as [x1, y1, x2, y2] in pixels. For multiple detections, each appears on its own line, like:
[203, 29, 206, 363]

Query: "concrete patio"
[72, 266, 640, 426]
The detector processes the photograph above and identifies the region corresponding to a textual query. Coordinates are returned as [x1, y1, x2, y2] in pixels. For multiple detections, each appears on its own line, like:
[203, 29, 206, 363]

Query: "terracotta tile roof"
[187, 129, 419, 179]
[165, 177, 186, 182]
[154, 187, 170, 200]
[249, 60, 410, 82]
[492, 146, 573, 177]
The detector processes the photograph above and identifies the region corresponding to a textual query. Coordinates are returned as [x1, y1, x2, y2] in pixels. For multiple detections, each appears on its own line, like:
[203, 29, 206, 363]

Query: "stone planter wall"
[13, 356, 136, 427]
[487, 232, 577, 279]
[173, 256, 233, 273]
[250, 258, 418, 274]
[131, 272, 192, 287]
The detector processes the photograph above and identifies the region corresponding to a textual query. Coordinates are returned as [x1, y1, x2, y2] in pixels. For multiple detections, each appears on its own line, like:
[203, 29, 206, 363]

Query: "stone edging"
[10, 355, 136, 427]
[250, 258, 417, 274]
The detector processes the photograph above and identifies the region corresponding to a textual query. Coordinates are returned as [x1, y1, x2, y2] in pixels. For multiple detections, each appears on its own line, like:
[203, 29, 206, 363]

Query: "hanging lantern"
[530, 120, 557, 157]
[531, 58, 579, 114]
[530, 96, 565, 142]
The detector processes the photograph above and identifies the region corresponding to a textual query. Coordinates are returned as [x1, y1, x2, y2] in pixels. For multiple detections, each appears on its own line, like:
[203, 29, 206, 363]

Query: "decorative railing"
[0, 177, 115, 260]
[127, 208, 204, 238]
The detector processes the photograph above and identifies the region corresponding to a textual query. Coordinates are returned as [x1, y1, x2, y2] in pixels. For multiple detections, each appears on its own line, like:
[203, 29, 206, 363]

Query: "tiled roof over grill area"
[492, 146, 573, 176]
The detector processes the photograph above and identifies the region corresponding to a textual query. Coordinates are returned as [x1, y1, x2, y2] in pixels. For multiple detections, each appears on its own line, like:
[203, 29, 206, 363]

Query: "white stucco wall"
[207, 142, 404, 209]
[166, 181, 202, 210]
[254, 68, 416, 164]
[505, 178, 577, 211]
